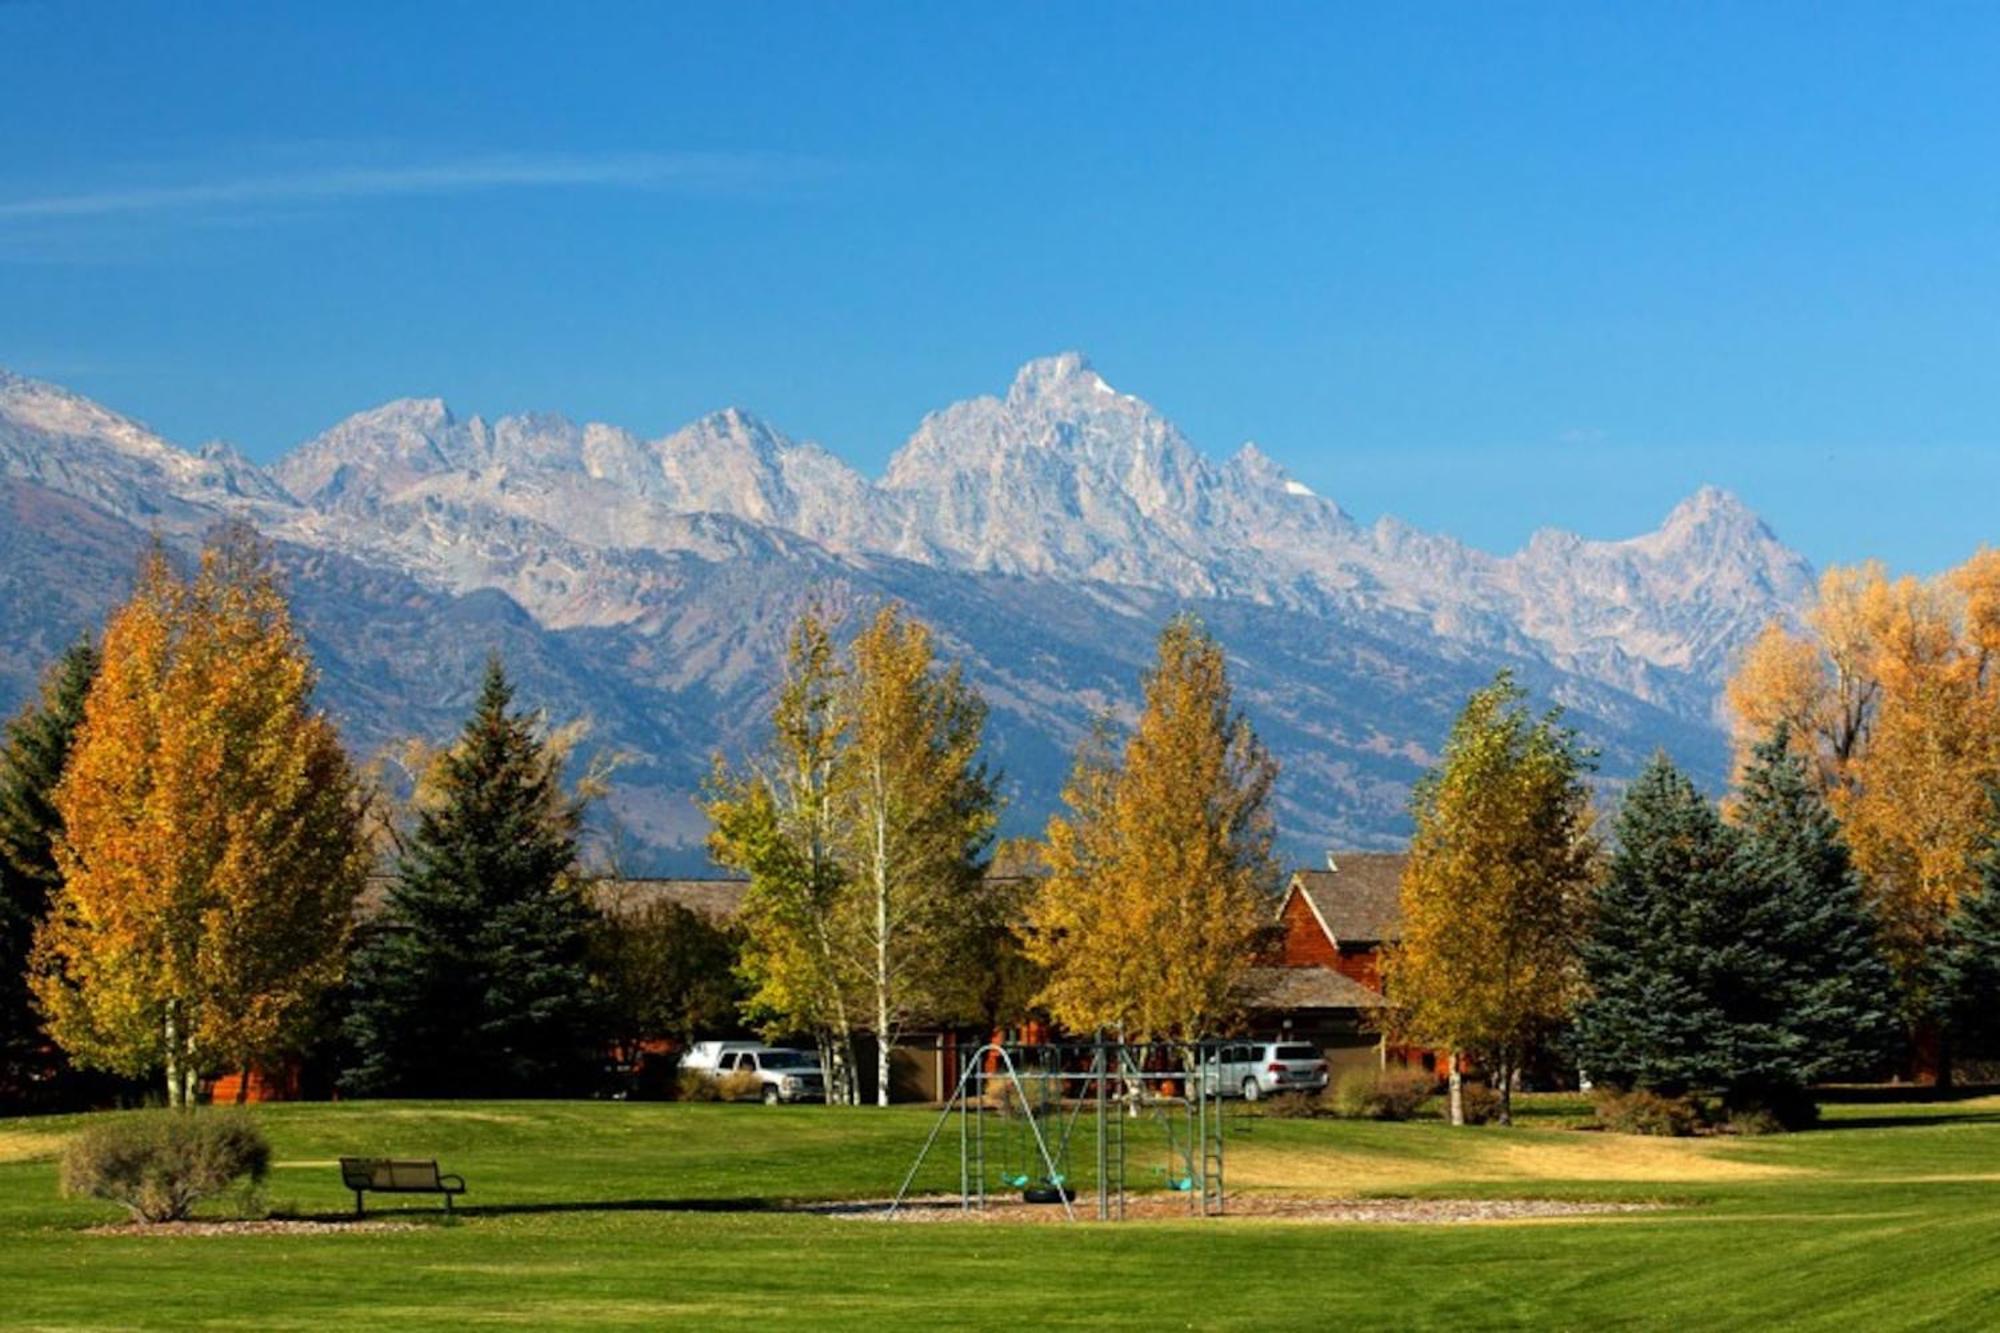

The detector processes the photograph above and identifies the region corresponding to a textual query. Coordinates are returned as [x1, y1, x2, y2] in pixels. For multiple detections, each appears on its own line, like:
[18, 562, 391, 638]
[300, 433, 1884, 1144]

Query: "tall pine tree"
[0, 640, 99, 1107]
[1941, 788, 2000, 1058]
[1576, 736, 1898, 1125]
[1571, 754, 1737, 1098]
[1730, 724, 1898, 1107]
[343, 657, 603, 1097]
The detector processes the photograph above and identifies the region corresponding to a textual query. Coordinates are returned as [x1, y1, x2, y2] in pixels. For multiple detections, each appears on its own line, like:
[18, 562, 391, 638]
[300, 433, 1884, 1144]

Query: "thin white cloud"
[0, 151, 824, 221]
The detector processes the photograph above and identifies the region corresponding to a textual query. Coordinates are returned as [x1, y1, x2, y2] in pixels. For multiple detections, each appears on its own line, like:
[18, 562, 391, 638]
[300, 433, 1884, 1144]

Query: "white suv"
[1201, 1042, 1329, 1101]
[682, 1042, 827, 1104]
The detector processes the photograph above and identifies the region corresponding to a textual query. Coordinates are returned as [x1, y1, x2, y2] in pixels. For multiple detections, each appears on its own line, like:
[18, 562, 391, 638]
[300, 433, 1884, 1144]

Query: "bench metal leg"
[354, 1191, 365, 1218]
[444, 1191, 453, 1215]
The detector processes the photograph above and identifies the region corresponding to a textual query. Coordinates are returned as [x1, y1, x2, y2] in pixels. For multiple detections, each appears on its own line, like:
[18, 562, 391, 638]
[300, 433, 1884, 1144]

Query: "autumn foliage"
[1383, 672, 1597, 1125]
[1727, 553, 2000, 1035]
[30, 530, 369, 1105]
[1025, 614, 1281, 1043]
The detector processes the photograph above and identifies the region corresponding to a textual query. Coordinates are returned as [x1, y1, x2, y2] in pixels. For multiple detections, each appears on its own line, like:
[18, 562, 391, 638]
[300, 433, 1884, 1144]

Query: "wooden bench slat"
[337, 1157, 466, 1216]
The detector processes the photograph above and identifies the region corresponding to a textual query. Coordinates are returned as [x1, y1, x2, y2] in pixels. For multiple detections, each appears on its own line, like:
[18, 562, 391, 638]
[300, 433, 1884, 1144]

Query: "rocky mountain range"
[0, 356, 1812, 869]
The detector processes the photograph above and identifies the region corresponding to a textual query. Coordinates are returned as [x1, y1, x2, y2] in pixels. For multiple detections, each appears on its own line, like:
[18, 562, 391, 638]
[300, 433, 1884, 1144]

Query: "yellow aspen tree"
[1383, 672, 1598, 1126]
[1025, 614, 1279, 1045]
[32, 528, 369, 1106]
[832, 604, 999, 1106]
[1725, 562, 1900, 786]
[1726, 553, 2000, 1082]
[705, 605, 865, 1103]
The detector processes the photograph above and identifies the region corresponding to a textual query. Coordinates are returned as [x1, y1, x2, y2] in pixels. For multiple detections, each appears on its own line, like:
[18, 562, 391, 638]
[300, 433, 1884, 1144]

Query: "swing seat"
[999, 1172, 1032, 1188]
[1022, 1183, 1076, 1205]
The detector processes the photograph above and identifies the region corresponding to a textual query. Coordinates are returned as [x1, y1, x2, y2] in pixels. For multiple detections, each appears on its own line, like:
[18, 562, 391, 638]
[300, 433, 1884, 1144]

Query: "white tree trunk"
[1448, 1050, 1464, 1127]
[164, 1007, 184, 1109]
[874, 797, 892, 1107]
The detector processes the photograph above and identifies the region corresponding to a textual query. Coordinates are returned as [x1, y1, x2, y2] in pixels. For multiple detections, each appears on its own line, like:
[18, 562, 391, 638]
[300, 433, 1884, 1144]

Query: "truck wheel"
[1242, 1078, 1260, 1102]
[763, 1085, 782, 1106]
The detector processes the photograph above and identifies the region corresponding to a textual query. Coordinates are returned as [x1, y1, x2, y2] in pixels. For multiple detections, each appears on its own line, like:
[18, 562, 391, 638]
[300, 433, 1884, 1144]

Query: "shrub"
[717, 1068, 765, 1102]
[1593, 1089, 1708, 1137]
[675, 1068, 722, 1102]
[1456, 1083, 1502, 1126]
[60, 1110, 271, 1223]
[1723, 1105, 1787, 1137]
[1725, 1089, 1819, 1134]
[1331, 1068, 1436, 1121]
[1258, 1090, 1329, 1119]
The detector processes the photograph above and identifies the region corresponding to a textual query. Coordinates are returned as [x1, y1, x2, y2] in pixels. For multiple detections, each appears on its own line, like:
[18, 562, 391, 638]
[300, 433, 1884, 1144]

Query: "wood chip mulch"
[85, 1218, 421, 1237]
[805, 1195, 1667, 1225]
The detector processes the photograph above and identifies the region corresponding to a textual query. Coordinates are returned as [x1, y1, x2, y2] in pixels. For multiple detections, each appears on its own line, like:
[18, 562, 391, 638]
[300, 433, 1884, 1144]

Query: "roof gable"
[1288, 853, 1406, 944]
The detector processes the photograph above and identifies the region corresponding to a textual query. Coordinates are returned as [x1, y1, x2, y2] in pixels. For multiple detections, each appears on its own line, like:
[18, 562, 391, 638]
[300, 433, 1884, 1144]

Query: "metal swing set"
[889, 1037, 1232, 1222]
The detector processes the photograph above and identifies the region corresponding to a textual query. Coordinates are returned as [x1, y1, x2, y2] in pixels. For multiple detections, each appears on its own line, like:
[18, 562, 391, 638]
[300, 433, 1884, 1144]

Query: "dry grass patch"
[1230, 1130, 1798, 1194]
[0, 1129, 63, 1164]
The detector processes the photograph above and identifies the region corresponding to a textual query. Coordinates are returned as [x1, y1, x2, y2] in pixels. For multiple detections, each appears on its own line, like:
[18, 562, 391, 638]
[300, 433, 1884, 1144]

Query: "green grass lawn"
[2, 1091, 1998, 1330]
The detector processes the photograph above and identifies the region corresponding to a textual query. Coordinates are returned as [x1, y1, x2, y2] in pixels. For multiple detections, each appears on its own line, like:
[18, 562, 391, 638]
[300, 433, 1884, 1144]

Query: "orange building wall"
[208, 1061, 301, 1104]
[1276, 890, 1386, 995]
[1277, 891, 1338, 967]
[1332, 943, 1382, 992]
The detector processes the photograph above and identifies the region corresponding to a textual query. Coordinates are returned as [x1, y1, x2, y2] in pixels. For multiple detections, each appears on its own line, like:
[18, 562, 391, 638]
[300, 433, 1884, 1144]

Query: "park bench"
[338, 1157, 467, 1216]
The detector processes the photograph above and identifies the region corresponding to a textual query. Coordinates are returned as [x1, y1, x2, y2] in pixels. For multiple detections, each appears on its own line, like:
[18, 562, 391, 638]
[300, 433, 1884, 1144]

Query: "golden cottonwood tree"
[32, 530, 369, 1105]
[1726, 554, 2000, 1066]
[833, 605, 999, 1106]
[1383, 673, 1598, 1125]
[1025, 614, 1279, 1044]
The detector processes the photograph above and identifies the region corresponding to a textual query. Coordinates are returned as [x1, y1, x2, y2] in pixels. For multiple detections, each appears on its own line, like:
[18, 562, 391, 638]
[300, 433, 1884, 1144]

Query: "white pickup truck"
[682, 1042, 827, 1104]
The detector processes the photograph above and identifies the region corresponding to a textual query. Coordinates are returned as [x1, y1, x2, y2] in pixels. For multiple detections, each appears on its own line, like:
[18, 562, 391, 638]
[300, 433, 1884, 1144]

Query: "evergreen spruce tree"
[1578, 736, 1900, 1127]
[0, 641, 98, 1105]
[1571, 754, 1739, 1097]
[1941, 790, 2000, 1057]
[343, 658, 603, 1097]
[1729, 724, 1899, 1112]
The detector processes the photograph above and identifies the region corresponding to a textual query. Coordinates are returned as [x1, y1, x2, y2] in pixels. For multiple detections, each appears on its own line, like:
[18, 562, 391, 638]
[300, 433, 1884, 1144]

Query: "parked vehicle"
[682, 1042, 827, 1104]
[1199, 1041, 1329, 1101]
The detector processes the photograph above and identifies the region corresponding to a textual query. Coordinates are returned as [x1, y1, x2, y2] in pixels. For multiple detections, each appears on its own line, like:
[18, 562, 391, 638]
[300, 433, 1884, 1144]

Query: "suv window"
[1276, 1044, 1318, 1061]
[718, 1053, 738, 1071]
[761, 1052, 814, 1070]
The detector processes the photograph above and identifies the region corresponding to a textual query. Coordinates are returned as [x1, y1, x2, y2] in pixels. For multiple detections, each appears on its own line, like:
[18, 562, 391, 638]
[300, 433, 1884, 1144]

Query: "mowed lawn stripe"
[0, 1095, 1996, 1330]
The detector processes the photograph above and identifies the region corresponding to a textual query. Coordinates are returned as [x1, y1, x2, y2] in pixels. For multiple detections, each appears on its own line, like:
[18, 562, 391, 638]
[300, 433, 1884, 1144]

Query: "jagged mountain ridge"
[0, 358, 1810, 867]
[266, 352, 1811, 708]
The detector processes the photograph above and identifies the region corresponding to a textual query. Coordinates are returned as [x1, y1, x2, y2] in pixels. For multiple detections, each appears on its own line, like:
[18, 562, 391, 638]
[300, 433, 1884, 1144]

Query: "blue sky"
[2, 2, 1997, 571]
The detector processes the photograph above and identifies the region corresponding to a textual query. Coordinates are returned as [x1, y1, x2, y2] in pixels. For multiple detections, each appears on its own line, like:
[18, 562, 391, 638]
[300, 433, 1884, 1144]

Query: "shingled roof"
[594, 878, 751, 920]
[1237, 964, 1389, 1011]
[355, 875, 752, 922]
[1286, 853, 1407, 945]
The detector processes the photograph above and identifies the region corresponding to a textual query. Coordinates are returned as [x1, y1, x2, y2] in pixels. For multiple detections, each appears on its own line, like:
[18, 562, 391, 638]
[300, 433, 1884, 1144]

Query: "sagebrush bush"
[1331, 1068, 1436, 1121]
[1593, 1089, 1708, 1137]
[1258, 1090, 1330, 1119]
[717, 1068, 765, 1101]
[675, 1069, 722, 1102]
[60, 1110, 271, 1223]
[1456, 1083, 1502, 1126]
